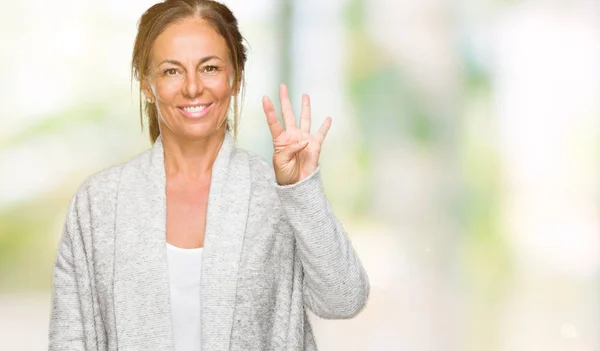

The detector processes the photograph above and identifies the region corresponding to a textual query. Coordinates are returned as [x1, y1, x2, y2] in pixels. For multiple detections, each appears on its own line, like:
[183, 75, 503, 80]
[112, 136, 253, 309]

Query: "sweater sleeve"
[275, 167, 370, 319]
[48, 190, 96, 350]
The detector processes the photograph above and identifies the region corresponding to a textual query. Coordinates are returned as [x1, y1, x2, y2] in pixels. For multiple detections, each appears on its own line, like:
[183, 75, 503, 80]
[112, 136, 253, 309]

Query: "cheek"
[204, 72, 233, 98]
[155, 79, 182, 101]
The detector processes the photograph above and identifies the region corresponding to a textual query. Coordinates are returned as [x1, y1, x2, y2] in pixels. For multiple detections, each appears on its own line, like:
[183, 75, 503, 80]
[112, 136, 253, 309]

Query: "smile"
[178, 103, 212, 119]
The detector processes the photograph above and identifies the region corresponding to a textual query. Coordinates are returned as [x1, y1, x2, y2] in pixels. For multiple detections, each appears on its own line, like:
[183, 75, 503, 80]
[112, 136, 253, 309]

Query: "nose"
[183, 71, 204, 98]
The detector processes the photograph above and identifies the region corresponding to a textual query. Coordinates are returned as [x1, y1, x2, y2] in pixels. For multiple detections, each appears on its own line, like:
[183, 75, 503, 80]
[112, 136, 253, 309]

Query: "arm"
[48, 192, 94, 350]
[262, 84, 369, 318]
[276, 167, 370, 319]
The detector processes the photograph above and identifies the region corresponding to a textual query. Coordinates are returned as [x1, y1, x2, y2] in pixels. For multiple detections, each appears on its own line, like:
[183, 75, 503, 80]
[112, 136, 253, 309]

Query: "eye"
[163, 68, 179, 76]
[202, 65, 220, 74]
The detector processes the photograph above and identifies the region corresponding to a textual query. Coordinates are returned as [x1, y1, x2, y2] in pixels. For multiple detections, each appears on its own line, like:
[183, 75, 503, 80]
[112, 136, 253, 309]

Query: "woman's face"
[143, 17, 234, 142]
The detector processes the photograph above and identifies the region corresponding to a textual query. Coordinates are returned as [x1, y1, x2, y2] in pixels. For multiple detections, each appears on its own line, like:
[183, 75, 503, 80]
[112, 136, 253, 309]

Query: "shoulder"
[234, 147, 283, 212]
[62, 166, 122, 227]
[81, 165, 122, 194]
[235, 147, 276, 186]
[71, 147, 153, 206]
[234, 147, 288, 226]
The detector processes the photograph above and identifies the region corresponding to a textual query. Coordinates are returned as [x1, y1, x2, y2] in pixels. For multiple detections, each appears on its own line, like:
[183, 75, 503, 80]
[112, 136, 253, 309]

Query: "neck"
[160, 127, 226, 183]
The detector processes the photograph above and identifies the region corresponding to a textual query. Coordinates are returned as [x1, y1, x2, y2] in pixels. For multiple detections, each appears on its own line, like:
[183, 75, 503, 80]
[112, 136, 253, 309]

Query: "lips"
[178, 103, 213, 119]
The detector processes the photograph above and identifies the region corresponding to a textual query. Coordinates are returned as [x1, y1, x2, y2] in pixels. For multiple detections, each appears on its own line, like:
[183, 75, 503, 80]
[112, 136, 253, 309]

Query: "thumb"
[278, 140, 309, 162]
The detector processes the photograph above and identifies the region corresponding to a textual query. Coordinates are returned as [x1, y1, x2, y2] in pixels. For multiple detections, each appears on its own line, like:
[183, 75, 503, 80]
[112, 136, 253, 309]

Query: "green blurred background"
[1, 0, 598, 350]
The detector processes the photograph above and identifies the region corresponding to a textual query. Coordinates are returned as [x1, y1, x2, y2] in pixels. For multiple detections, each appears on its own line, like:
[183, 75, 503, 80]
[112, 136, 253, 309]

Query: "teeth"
[183, 105, 206, 113]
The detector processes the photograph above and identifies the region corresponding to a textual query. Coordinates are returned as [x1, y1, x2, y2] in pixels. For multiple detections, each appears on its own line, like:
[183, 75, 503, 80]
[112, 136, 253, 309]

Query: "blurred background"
[0, 0, 598, 350]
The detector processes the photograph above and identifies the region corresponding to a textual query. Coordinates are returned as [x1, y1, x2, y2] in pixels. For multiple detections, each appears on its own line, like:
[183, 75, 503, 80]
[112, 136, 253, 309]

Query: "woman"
[48, 0, 369, 350]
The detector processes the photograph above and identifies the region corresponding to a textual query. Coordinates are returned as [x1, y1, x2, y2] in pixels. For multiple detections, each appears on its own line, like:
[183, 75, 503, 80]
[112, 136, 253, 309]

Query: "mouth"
[178, 103, 213, 119]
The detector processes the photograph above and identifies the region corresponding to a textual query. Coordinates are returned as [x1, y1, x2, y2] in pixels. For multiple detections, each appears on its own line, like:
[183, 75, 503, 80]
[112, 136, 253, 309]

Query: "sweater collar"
[113, 131, 249, 350]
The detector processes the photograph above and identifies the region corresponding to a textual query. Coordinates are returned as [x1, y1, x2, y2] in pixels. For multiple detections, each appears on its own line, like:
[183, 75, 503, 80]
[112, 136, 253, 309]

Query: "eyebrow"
[158, 56, 222, 67]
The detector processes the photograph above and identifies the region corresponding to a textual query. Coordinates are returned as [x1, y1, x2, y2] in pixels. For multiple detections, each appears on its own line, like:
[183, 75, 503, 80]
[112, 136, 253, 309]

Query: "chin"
[180, 124, 225, 141]
[159, 115, 227, 141]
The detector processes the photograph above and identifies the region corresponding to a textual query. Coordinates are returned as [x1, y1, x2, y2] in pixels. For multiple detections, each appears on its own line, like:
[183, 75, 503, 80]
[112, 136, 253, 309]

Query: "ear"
[141, 79, 154, 102]
[226, 66, 240, 96]
[231, 75, 242, 96]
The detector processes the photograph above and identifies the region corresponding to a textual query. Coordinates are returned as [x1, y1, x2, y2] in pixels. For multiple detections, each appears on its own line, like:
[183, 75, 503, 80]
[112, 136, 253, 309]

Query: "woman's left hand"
[262, 84, 332, 186]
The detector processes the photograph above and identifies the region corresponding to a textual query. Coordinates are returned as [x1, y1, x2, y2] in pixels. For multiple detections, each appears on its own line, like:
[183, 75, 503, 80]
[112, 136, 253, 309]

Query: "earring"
[146, 97, 154, 103]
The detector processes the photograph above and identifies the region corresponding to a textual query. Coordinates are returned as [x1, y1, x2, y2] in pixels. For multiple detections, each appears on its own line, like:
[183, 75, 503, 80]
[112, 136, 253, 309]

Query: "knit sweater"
[48, 132, 369, 351]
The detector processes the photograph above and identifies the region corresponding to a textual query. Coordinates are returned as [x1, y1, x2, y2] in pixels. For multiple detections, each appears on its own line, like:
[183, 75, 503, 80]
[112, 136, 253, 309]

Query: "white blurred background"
[0, 0, 598, 350]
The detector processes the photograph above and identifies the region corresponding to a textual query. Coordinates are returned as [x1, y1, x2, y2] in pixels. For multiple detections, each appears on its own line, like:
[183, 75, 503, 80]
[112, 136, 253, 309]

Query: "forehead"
[151, 17, 229, 63]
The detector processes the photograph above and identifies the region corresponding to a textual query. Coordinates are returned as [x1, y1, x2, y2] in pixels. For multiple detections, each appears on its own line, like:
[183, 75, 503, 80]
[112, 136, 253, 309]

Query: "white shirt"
[166, 243, 203, 351]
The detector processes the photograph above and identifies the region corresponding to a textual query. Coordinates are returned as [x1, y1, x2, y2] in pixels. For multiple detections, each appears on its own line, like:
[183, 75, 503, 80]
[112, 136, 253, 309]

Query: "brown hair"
[132, 0, 247, 144]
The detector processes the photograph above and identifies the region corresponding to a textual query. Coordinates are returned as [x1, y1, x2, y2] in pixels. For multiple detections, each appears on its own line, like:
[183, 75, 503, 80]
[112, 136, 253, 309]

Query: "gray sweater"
[49, 132, 369, 351]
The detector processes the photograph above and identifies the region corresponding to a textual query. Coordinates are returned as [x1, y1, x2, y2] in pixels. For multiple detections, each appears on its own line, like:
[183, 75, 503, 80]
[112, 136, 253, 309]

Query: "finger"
[279, 84, 297, 131]
[315, 117, 332, 144]
[278, 140, 309, 162]
[262, 96, 284, 140]
[299, 94, 311, 133]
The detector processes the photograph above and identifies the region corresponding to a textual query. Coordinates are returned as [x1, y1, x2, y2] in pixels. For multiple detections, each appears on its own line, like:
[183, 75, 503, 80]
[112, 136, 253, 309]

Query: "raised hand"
[262, 84, 332, 186]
